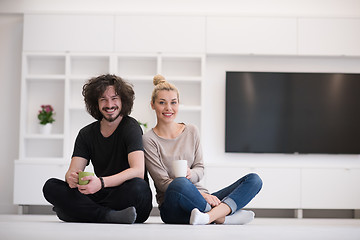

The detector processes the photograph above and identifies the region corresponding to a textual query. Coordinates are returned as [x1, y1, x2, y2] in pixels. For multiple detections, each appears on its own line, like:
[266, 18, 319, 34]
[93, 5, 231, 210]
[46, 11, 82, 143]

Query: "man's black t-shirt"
[72, 116, 144, 178]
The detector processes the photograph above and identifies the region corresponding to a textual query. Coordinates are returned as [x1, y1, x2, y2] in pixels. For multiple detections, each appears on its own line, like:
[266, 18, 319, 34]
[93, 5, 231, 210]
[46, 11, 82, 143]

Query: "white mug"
[173, 160, 188, 178]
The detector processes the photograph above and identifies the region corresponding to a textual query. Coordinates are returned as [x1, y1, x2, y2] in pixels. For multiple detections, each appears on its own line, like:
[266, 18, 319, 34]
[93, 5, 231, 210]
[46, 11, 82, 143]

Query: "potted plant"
[138, 121, 148, 134]
[38, 104, 55, 134]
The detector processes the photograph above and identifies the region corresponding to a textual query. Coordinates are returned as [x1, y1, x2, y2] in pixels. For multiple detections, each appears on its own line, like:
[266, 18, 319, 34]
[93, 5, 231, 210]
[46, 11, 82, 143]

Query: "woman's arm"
[143, 137, 173, 193]
[188, 125, 205, 183]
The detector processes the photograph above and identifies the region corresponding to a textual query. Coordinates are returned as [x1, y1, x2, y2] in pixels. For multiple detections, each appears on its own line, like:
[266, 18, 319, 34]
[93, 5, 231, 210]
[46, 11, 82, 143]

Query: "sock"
[104, 206, 137, 224]
[190, 208, 209, 225]
[223, 210, 255, 225]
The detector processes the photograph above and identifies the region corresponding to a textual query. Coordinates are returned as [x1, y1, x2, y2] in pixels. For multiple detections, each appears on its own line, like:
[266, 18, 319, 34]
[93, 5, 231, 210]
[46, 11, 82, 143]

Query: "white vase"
[39, 123, 52, 135]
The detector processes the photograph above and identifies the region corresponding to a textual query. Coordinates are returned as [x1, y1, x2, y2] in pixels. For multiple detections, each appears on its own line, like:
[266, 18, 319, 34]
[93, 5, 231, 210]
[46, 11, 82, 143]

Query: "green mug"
[78, 171, 94, 185]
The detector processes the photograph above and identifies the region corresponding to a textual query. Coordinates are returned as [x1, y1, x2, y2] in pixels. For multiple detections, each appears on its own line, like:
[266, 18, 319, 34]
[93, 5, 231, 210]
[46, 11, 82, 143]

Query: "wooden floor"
[1, 214, 360, 240]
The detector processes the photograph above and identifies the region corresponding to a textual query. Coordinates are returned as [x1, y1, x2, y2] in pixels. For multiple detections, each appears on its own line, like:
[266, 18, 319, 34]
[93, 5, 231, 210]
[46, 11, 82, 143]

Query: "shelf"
[25, 134, 64, 139]
[26, 55, 66, 75]
[25, 75, 66, 81]
[19, 52, 203, 164]
[161, 56, 202, 77]
[117, 56, 157, 77]
[25, 138, 64, 159]
[25, 80, 65, 135]
[70, 56, 110, 76]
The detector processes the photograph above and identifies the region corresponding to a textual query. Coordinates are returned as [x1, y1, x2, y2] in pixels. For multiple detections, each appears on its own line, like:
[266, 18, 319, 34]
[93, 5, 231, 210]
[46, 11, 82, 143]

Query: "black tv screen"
[225, 71, 360, 154]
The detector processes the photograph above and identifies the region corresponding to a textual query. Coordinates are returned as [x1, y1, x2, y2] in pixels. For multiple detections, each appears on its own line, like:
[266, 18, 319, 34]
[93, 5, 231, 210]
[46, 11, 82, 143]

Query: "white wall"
[0, 0, 360, 214]
[0, 14, 23, 213]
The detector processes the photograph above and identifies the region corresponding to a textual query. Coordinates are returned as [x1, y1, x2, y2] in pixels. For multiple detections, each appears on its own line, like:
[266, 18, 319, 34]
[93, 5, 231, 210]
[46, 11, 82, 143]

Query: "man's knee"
[43, 178, 66, 203]
[43, 178, 60, 195]
[126, 177, 152, 197]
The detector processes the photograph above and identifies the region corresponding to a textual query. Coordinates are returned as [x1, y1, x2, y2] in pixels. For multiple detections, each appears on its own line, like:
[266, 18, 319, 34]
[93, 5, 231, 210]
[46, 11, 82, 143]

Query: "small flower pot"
[39, 123, 52, 135]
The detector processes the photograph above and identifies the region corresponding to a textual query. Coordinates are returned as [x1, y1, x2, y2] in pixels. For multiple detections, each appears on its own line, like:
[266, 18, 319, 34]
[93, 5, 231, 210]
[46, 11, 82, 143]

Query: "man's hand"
[77, 176, 102, 195]
[66, 170, 80, 188]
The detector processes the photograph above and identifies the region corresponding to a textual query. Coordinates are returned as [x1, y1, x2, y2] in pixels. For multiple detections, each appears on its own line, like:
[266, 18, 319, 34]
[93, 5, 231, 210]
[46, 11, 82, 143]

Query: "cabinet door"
[205, 166, 301, 209]
[13, 163, 68, 205]
[115, 16, 206, 53]
[206, 17, 297, 55]
[23, 14, 114, 52]
[298, 18, 360, 56]
[301, 168, 360, 209]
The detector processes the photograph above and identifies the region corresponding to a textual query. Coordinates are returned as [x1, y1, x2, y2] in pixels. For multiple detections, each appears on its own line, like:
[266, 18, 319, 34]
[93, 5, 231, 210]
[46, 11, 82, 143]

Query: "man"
[43, 74, 152, 224]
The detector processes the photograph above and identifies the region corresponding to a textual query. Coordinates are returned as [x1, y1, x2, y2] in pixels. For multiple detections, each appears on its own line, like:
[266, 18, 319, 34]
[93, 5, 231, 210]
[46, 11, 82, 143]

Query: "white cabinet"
[206, 17, 297, 55]
[115, 16, 206, 53]
[15, 52, 204, 205]
[248, 168, 301, 209]
[23, 13, 360, 57]
[14, 162, 68, 205]
[301, 168, 360, 209]
[205, 164, 360, 210]
[205, 166, 301, 209]
[298, 18, 360, 56]
[23, 14, 114, 52]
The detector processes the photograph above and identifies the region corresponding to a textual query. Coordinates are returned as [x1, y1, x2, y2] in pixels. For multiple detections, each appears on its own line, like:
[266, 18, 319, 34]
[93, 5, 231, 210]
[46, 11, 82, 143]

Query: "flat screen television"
[225, 71, 360, 154]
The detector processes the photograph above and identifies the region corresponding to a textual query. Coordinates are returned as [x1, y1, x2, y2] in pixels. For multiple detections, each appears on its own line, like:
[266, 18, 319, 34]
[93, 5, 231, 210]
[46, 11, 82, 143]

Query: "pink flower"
[38, 105, 55, 125]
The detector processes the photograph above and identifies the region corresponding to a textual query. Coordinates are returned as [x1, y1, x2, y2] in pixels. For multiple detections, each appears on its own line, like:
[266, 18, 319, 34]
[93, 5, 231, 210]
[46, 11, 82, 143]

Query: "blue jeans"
[159, 173, 262, 224]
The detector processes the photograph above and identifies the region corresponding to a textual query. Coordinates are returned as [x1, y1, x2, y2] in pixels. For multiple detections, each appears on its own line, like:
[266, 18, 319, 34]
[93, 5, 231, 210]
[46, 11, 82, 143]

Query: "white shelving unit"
[14, 52, 205, 206]
[19, 53, 66, 163]
[13, 13, 360, 214]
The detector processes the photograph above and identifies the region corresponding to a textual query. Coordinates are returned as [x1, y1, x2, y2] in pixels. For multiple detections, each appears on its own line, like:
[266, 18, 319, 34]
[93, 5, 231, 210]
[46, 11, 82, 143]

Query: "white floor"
[1, 214, 360, 240]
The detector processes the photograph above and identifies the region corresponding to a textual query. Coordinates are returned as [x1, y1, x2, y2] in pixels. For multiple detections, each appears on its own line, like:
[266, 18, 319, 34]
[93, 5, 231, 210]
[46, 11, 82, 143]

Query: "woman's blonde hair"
[151, 74, 179, 104]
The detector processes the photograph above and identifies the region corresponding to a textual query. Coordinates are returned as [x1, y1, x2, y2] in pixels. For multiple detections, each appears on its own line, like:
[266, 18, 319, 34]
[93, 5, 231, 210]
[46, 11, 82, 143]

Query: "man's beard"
[103, 112, 121, 122]
[102, 107, 122, 122]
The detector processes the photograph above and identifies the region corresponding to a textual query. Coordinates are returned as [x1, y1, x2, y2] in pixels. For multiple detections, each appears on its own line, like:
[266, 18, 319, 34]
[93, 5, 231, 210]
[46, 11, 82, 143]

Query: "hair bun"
[153, 74, 166, 86]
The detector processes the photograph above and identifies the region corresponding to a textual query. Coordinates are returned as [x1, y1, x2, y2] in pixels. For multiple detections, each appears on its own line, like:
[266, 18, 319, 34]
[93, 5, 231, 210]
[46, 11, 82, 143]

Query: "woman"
[143, 74, 262, 225]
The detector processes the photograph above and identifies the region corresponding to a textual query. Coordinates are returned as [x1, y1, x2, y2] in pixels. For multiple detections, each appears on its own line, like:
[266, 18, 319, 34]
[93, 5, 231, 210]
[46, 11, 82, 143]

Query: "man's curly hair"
[82, 74, 135, 121]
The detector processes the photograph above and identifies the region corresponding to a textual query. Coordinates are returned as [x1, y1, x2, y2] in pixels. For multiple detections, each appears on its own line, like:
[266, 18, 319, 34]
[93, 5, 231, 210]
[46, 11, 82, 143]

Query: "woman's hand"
[77, 176, 102, 195]
[186, 167, 192, 179]
[201, 192, 221, 207]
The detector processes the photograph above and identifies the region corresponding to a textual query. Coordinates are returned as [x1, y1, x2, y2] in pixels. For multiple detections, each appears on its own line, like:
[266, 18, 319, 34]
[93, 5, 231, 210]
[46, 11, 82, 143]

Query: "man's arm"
[77, 151, 145, 195]
[101, 150, 145, 188]
[65, 156, 88, 188]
